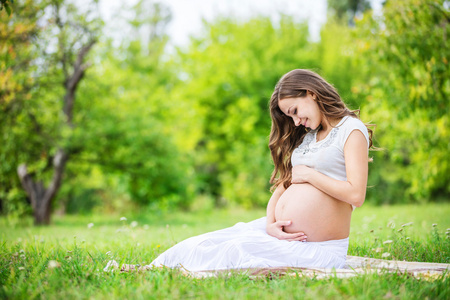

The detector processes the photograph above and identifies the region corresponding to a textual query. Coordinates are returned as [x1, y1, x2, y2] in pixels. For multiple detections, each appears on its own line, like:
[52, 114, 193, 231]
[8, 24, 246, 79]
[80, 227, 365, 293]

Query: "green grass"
[1, 203, 449, 299]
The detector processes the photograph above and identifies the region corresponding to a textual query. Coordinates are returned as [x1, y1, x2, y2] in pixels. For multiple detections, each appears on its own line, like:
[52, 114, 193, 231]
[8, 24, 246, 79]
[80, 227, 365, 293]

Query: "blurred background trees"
[1, 0, 448, 224]
[1, 0, 42, 219]
[353, 0, 449, 203]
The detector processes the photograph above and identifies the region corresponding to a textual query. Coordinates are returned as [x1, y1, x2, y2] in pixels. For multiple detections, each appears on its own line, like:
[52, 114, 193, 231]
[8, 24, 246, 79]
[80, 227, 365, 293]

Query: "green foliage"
[66, 0, 194, 212]
[0, 0, 46, 215]
[173, 16, 319, 207]
[1, 0, 193, 218]
[58, 1, 192, 212]
[0, 0, 104, 222]
[353, 0, 450, 203]
[315, 18, 364, 109]
[71, 62, 193, 209]
[328, 0, 372, 24]
[0, 0, 13, 15]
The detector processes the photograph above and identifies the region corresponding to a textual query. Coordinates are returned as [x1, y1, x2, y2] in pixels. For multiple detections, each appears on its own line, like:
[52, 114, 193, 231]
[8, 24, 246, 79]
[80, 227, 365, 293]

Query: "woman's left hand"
[291, 165, 314, 184]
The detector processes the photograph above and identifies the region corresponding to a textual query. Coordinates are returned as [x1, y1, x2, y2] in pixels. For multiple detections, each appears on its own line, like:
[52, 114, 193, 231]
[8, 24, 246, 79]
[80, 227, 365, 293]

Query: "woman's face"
[278, 93, 323, 130]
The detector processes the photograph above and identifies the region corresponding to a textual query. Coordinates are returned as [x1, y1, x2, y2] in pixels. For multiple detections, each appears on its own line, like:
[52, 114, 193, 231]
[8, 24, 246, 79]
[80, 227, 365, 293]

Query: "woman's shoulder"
[337, 116, 370, 147]
[339, 115, 365, 127]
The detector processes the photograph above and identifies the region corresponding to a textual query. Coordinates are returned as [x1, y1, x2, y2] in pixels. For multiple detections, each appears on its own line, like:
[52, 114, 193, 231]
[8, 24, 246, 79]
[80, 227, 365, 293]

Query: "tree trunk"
[18, 149, 68, 225]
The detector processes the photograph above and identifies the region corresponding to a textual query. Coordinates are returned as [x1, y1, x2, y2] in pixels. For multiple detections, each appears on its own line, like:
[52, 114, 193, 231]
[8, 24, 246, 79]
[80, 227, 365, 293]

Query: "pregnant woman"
[147, 69, 373, 271]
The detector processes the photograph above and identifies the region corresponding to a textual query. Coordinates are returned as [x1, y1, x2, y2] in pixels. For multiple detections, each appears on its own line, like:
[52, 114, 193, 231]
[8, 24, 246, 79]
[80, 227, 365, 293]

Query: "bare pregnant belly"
[274, 183, 352, 242]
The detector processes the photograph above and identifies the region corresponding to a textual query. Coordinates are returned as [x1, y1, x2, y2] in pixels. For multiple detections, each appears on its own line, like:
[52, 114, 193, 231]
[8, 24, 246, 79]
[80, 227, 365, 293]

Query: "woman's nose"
[293, 116, 301, 126]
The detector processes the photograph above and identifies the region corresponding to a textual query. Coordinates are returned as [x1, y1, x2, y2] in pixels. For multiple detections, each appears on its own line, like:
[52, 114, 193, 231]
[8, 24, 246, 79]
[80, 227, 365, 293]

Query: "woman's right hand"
[266, 220, 307, 242]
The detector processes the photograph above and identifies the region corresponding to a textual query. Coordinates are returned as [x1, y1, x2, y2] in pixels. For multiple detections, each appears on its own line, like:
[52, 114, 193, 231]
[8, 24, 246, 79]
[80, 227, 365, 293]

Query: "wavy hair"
[269, 69, 374, 190]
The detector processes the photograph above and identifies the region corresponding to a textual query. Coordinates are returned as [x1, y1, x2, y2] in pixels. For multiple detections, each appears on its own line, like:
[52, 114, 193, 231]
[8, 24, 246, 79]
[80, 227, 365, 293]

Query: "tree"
[59, 0, 192, 212]
[172, 16, 320, 207]
[0, 0, 13, 15]
[328, 0, 372, 25]
[1, 0, 194, 220]
[0, 0, 45, 218]
[354, 0, 449, 202]
[6, 0, 100, 224]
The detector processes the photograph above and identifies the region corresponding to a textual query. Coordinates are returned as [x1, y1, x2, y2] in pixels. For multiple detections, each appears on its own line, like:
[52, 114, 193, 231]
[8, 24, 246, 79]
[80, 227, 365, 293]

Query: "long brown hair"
[269, 69, 373, 190]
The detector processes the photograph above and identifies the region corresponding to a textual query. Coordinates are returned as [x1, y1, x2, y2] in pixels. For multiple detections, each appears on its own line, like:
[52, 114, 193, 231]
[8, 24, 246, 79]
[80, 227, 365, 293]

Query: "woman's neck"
[317, 117, 341, 141]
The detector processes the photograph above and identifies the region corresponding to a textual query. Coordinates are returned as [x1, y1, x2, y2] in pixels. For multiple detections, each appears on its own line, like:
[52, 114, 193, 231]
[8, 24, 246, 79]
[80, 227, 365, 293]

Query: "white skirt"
[147, 217, 349, 271]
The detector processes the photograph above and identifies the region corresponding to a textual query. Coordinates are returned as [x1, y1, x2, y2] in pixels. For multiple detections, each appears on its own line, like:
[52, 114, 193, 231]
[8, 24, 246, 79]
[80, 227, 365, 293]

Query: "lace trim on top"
[294, 127, 340, 155]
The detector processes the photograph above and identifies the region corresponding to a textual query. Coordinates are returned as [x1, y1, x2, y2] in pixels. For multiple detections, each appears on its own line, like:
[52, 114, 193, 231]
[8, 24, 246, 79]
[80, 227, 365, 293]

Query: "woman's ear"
[308, 91, 317, 100]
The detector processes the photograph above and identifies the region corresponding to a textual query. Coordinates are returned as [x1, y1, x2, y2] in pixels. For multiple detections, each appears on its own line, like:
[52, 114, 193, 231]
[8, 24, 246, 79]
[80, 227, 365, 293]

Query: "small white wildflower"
[397, 228, 403, 232]
[48, 260, 61, 269]
[406, 237, 410, 240]
[382, 252, 391, 258]
[387, 221, 395, 229]
[106, 251, 112, 256]
[143, 225, 149, 230]
[432, 223, 437, 227]
[120, 217, 127, 221]
[19, 249, 25, 254]
[446, 228, 450, 232]
[20, 254, 26, 259]
[103, 260, 119, 272]
[383, 240, 393, 244]
[131, 221, 138, 228]
[401, 222, 414, 227]
[87, 223, 94, 229]
[18, 267, 25, 271]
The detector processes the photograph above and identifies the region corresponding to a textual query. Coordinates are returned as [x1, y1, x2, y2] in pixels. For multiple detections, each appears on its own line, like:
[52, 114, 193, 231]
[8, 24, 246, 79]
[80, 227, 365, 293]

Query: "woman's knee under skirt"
[147, 217, 349, 272]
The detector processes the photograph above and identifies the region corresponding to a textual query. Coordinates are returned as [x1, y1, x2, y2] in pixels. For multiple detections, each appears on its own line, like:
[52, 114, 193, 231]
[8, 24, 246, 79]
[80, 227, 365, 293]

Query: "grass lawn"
[1, 203, 449, 299]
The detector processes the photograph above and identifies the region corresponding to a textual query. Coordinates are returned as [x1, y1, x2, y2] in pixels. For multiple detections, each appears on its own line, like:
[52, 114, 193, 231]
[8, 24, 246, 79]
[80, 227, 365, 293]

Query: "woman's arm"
[266, 184, 285, 225]
[266, 184, 307, 241]
[291, 130, 369, 207]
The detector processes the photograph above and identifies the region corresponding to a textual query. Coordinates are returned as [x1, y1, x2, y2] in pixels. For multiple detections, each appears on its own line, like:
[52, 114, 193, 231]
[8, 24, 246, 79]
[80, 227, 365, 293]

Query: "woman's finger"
[280, 232, 307, 240]
[275, 220, 292, 227]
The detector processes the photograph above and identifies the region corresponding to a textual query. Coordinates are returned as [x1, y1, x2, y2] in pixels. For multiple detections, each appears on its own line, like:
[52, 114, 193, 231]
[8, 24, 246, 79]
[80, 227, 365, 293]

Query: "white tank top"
[291, 116, 370, 207]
